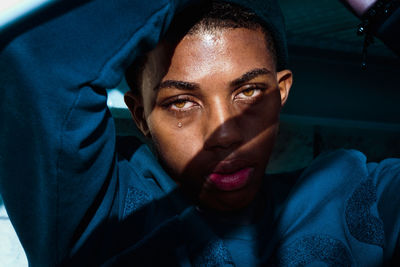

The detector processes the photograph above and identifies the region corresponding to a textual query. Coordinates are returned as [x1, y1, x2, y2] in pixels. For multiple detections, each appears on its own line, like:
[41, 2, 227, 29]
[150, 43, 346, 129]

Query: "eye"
[171, 99, 193, 109]
[169, 98, 197, 111]
[242, 89, 255, 97]
[235, 87, 263, 100]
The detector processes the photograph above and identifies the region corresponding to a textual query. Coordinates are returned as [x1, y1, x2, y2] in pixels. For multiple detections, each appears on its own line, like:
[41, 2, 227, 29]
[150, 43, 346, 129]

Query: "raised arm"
[0, 0, 193, 265]
[340, 0, 378, 16]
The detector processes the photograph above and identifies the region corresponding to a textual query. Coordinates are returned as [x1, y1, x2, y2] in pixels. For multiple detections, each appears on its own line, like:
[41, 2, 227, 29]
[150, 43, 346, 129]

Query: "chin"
[199, 183, 261, 212]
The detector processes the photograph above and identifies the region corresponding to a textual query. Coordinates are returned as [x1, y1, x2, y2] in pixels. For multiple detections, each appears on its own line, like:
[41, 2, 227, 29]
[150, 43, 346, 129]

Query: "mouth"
[207, 166, 254, 192]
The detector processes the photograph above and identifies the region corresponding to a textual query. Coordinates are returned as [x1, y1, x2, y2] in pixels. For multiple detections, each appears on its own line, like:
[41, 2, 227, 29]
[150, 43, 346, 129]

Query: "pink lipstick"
[208, 167, 253, 191]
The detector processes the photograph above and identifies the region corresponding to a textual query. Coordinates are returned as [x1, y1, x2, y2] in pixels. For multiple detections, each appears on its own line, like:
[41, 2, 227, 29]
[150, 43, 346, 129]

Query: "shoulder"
[291, 149, 370, 199]
[265, 149, 370, 210]
[266, 149, 400, 265]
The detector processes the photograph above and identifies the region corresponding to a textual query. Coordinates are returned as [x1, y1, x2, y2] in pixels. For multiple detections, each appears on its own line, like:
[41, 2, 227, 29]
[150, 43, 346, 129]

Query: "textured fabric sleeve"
[368, 158, 400, 263]
[0, 0, 194, 265]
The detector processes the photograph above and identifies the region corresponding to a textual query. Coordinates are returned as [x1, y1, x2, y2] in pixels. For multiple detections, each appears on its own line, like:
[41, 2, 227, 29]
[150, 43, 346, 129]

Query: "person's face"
[126, 28, 292, 212]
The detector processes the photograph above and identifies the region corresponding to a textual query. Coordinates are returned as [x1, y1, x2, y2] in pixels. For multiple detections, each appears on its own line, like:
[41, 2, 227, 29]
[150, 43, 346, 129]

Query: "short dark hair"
[125, 1, 278, 94]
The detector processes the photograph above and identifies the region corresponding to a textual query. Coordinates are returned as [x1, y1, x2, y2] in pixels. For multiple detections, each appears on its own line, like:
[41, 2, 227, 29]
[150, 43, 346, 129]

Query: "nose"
[203, 100, 243, 151]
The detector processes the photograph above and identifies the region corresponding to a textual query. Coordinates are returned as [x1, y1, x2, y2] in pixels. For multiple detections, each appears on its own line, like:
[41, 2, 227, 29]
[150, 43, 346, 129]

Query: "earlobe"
[277, 69, 293, 107]
[124, 91, 150, 137]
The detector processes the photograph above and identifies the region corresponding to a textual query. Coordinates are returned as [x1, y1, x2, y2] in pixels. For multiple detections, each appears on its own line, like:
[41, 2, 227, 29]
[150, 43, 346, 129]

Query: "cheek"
[251, 122, 278, 165]
[240, 91, 281, 136]
[240, 118, 279, 166]
[147, 114, 203, 175]
[236, 93, 281, 165]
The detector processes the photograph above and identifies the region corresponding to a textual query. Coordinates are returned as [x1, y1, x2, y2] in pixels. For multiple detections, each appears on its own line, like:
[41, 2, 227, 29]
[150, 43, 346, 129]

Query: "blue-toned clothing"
[0, 0, 399, 266]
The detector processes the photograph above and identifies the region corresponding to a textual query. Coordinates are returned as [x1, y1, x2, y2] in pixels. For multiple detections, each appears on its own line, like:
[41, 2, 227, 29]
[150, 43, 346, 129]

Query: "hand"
[340, 0, 378, 16]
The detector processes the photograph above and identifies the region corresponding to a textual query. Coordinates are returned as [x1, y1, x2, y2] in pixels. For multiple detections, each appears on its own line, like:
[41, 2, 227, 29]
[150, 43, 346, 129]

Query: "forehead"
[141, 28, 274, 99]
[164, 28, 275, 82]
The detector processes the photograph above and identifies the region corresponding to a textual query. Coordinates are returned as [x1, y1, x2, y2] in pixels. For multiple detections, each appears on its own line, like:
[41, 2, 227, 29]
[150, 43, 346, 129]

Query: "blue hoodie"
[0, 0, 399, 266]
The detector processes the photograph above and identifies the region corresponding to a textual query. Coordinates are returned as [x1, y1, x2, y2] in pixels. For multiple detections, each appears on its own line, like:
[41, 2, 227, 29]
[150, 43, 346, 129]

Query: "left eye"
[236, 88, 262, 99]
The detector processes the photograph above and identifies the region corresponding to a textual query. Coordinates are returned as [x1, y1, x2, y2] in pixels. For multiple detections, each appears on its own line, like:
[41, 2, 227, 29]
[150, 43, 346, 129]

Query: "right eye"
[161, 95, 200, 114]
[170, 99, 196, 110]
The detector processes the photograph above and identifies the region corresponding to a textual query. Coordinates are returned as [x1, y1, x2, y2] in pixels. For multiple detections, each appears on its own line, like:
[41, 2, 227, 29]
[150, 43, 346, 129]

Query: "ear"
[276, 69, 293, 107]
[124, 91, 151, 137]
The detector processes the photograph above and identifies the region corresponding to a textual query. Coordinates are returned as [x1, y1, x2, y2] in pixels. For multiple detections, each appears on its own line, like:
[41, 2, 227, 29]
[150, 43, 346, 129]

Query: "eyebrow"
[156, 80, 200, 91]
[156, 67, 271, 91]
[230, 68, 271, 87]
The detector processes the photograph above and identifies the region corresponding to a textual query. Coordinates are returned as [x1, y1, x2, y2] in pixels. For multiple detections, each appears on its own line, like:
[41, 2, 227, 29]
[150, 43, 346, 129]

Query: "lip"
[207, 161, 254, 191]
[211, 158, 253, 174]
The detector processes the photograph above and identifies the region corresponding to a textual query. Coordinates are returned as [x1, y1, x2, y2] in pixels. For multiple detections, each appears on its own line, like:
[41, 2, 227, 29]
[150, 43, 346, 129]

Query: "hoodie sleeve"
[368, 158, 400, 264]
[0, 0, 193, 265]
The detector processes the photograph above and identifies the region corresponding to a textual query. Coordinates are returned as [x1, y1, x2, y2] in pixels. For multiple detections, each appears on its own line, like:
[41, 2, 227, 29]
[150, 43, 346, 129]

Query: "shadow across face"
[126, 27, 292, 212]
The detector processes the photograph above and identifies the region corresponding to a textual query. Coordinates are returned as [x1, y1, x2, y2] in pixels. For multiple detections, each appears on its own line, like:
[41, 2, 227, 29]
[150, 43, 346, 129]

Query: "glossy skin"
[341, 0, 377, 16]
[125, 28, 292, 211]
